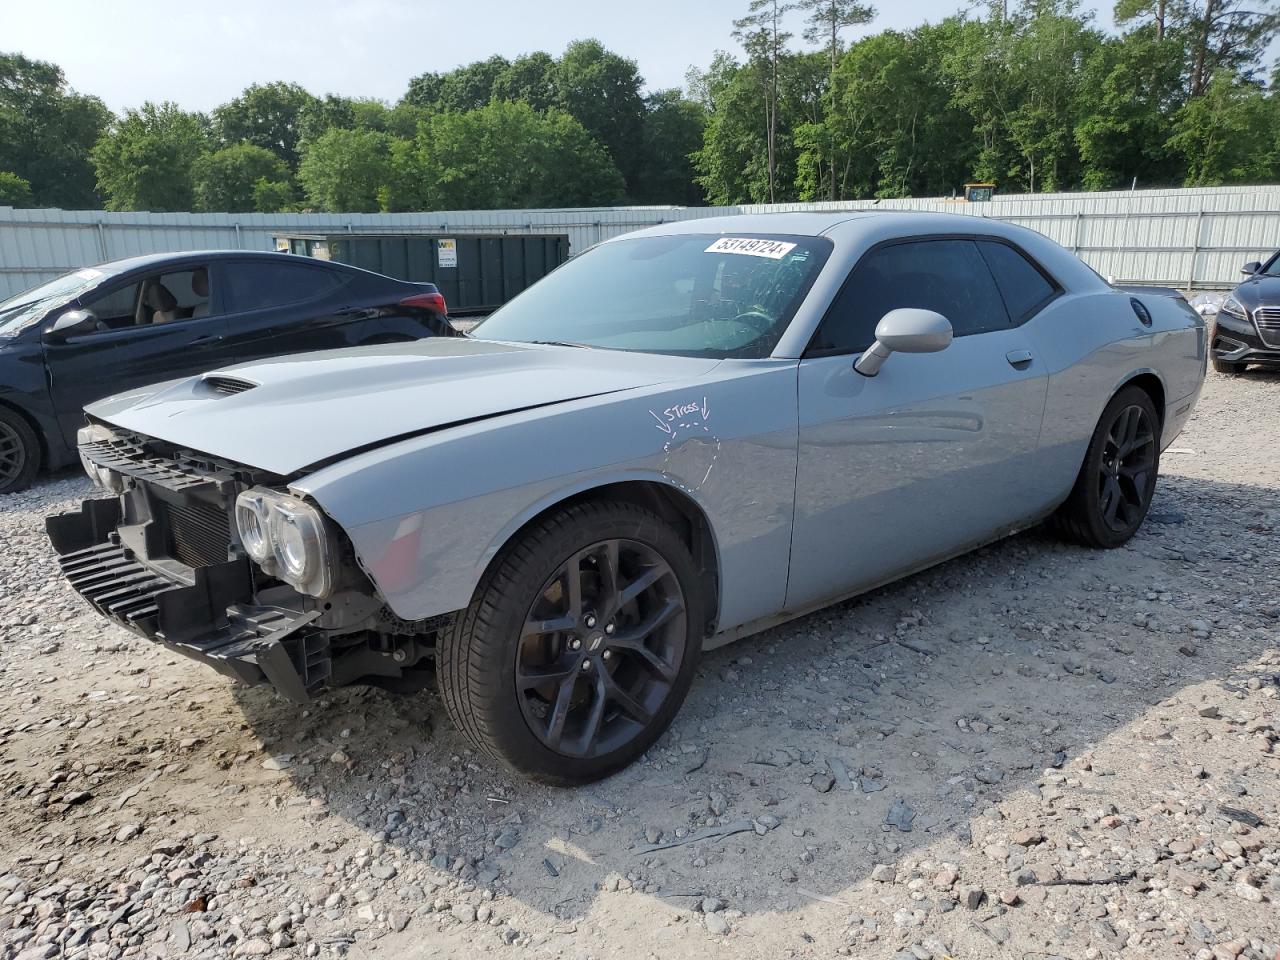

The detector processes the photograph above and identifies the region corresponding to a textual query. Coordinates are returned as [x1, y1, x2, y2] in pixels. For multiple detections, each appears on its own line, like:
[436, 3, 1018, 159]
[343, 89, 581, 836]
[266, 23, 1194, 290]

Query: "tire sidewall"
[1210, 357, 1244, 375]
[1077, 387, 1161, 548]
[0, 408, 40, 495]
[461, 505, 704, 785]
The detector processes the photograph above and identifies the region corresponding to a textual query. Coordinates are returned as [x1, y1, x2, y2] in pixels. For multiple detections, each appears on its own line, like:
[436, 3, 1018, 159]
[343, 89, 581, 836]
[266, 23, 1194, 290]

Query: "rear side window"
[224, 262, 346, 312]
[809, 238, 1010, 354]
[977, 241, 1058, 322]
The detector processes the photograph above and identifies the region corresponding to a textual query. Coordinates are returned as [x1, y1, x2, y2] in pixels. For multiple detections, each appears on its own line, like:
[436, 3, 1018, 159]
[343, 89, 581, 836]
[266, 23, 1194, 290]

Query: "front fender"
[292, 361, 800, 632]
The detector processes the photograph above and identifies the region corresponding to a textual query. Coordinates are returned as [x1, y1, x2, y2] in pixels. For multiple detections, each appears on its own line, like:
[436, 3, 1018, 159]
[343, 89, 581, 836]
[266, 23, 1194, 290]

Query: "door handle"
[1005, 349, 1034, 367]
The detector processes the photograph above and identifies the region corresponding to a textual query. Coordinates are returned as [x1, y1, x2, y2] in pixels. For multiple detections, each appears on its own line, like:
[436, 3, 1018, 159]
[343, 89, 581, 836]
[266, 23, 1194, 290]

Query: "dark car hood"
[1233, 273, 1280, 307]
[86, 337, 720, 475]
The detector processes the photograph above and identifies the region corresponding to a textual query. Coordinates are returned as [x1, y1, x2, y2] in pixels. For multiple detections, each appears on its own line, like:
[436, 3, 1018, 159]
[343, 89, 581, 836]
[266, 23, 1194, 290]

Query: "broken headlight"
[234, 488, 335, 598]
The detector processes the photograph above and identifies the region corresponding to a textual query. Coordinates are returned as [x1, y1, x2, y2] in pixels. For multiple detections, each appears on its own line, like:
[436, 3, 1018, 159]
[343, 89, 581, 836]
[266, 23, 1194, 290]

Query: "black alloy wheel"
[438, 500, 704, 785]
[1096, 403, 1157, 535]
[516, 538, 687, 759]
[0, 408, 40, 495]
[1051, 385, 1161, 549]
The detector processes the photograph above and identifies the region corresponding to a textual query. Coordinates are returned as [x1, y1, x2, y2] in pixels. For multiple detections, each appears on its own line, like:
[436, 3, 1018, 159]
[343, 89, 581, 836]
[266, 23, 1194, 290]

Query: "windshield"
[1261, 253, 1280, 277]
[0, 268, 109, 338]
[473, 233, 832, 358]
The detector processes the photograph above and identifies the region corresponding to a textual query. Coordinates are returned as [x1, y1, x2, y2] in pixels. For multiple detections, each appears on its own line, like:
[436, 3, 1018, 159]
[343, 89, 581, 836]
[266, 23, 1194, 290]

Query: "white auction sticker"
[705, 237, 797, 259]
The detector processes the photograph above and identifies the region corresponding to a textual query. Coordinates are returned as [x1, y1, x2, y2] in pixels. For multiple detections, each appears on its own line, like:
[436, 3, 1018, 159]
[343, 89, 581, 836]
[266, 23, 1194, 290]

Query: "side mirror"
[43, 308, 97, 342]
[1242, 261, 1262, 276]
[854, 308, 953, 377]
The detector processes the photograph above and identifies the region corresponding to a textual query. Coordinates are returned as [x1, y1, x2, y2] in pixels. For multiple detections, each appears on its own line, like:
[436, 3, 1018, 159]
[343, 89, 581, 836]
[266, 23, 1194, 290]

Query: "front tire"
[437, 500, 704, 785]
[1050, 386, 1160, 549]
[0, 407, 41, 495]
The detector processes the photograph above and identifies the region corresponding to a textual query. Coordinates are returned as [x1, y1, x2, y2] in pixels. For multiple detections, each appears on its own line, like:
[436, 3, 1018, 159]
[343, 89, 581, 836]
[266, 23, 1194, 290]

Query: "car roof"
[620, 209, 1038, 242]
[620, 211, 876, 240]
[94, 250, 328, 273]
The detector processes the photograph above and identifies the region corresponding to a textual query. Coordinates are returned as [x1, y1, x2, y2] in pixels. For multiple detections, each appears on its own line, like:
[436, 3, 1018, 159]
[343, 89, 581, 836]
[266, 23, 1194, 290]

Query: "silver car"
[48, 212, 1205, 784]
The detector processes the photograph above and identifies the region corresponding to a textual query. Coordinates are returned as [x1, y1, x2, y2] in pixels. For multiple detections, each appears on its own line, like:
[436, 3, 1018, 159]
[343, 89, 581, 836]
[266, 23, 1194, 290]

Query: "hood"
[87, 338, 720, 475]
[1233, 273, 1280, 308]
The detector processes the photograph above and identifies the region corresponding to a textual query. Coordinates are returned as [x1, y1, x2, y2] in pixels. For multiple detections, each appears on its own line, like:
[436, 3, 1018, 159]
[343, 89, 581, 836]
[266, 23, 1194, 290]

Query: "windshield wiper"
[527, 339, 592, 349]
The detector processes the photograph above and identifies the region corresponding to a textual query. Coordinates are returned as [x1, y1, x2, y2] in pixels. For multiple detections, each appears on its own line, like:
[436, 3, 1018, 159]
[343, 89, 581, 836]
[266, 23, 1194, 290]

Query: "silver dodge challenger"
[48, 212, 1206, 783]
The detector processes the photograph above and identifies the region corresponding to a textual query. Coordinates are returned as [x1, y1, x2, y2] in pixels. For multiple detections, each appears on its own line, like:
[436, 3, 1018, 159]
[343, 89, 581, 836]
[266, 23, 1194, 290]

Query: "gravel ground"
[1, 370, 1277, 960]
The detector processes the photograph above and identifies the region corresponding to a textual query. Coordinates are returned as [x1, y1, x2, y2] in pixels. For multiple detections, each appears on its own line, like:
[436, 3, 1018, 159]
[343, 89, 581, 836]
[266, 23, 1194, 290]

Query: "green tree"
[944, 2, 1103, 193]
[390, 100, 624, 210]
[733, 1, 797, 202]
[212, 81, 318, 169]
[192, 143, 291, 212]
[385, 101, 430, 139]
[297, 95, 390, 144]
[1115, 0, 1280, 96]
[797, 0, 877, 198]
[90, 102, 210, 211]
[691, 54, 776, 203]
[635, 90, 708, 204]
[404, 55, 511, 111]
[800, 24, 972, 199]
[1167, 70, 1276, 183]
[1074, 29, 1186, 188]
[492, 52, 559, 111]
[296, 127, 394, 212]
[553, 40, 648, 197]
[0, 171, 33, 206]
[0, 53, 111, 208]
[251, 177, 297, 213]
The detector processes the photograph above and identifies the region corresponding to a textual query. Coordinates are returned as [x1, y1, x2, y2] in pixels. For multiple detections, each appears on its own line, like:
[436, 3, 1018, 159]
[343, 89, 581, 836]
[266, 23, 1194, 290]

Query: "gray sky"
[11, 0, 1116, 113]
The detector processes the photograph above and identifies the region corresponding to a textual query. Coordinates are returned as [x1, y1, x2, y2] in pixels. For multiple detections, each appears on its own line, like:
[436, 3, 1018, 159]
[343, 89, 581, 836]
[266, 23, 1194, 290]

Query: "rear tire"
[1050, 386, 1160, 549]
[1211, 356, 1245, 375]
[0, 407, 41, 495]
[437, 500, 704, 785]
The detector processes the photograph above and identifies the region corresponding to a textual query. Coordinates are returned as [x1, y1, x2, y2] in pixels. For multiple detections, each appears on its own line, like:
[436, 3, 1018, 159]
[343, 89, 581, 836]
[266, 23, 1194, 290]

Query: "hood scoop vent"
[202, 375, 257, 397]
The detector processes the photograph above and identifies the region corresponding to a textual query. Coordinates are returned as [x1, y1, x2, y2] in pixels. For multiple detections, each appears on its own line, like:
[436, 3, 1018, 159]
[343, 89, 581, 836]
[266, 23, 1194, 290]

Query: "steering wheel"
[731, 310, 774, 334]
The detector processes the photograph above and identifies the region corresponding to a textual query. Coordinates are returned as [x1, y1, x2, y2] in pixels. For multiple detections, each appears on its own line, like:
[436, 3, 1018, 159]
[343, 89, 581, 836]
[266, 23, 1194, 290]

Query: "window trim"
[802, 233, 1063, 359]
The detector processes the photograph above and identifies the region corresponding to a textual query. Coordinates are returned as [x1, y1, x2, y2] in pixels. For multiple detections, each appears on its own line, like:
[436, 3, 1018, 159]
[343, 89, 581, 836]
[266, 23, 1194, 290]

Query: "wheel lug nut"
[604, 623, 615, 635]
[602, 650, 612, 661]
[582, 660, 593, 670]
[585, 615, 597, 629]
[568, 638, 581, 651]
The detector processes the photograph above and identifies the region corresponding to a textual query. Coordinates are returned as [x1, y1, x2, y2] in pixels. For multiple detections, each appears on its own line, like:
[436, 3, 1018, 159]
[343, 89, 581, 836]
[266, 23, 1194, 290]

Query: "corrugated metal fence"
[2, 185, 1278, 300]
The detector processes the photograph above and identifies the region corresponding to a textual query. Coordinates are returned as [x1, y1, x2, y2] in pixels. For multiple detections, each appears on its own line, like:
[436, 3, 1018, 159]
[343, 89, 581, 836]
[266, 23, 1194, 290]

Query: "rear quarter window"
[977, 241, 1059, 322]
[224, 262, 347, 312]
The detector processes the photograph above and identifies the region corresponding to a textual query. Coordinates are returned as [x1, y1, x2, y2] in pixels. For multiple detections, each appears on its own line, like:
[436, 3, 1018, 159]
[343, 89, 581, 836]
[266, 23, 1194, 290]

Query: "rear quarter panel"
[1027, 290, 1205, 506]
[293, 360, 800, 634]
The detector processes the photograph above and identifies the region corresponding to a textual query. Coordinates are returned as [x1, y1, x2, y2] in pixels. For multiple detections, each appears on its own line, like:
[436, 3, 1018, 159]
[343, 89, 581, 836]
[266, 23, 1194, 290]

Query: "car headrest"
[144, 283, 177, 311]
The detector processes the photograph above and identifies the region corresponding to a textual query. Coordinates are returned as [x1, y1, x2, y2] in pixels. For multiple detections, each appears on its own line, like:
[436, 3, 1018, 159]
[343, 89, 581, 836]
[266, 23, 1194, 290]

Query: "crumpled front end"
[47, 428, 432, 702]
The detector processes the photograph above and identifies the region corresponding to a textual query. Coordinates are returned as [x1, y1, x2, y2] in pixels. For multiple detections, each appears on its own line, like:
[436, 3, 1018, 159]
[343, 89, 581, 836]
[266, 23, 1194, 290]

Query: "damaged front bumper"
[47, 498, 331, 702]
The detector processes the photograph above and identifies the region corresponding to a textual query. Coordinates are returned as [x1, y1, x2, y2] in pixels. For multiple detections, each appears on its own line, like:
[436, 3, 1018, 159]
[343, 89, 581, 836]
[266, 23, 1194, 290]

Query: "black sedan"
[1212, 252, 1280, 374]
[0, 250, 453, 493]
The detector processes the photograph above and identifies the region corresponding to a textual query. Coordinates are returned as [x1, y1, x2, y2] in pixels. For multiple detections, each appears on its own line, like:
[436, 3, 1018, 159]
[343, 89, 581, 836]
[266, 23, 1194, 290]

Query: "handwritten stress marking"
[648, 397, 720, 492]
[649, 397, 710, 435]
